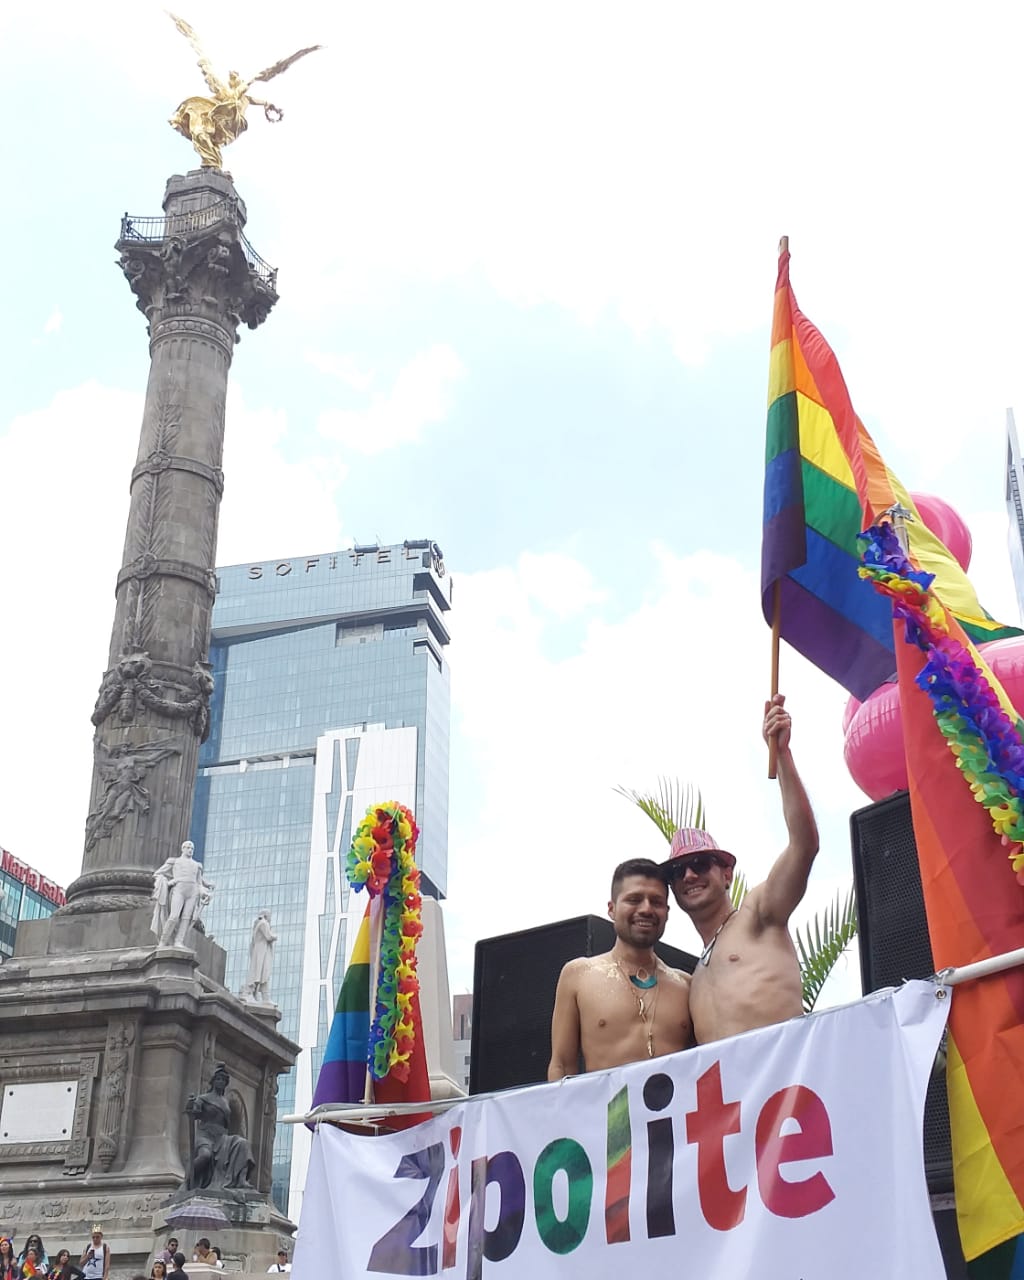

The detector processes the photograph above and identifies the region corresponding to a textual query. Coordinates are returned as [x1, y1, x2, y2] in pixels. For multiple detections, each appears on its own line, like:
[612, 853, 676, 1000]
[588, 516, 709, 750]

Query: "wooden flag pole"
[767, 234, 788, 781]
[768, 579, 781, 779]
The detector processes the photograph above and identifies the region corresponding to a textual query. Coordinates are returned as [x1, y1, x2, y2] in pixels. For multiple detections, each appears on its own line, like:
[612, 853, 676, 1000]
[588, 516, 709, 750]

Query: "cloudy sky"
[3, 0, 1024, 1004]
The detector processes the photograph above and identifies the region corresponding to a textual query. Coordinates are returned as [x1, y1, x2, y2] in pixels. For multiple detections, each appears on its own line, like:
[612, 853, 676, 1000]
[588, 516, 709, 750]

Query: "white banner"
[295, 981, 949, 1280]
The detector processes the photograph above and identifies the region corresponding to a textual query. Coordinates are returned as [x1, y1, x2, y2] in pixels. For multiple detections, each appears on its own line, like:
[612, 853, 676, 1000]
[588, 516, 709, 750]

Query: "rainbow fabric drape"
[312, 901, 375, 1109]
[311, 899, 431, 1121]
[311, 800, 431, 1122]
[859, 526, 1024, 1263]
[762, 245, 1018, 699]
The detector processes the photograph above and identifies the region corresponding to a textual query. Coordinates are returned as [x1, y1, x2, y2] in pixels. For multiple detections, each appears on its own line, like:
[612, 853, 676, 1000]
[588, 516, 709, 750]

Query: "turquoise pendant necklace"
[614, 958, 658, 989]
[629, 968, 658, 989]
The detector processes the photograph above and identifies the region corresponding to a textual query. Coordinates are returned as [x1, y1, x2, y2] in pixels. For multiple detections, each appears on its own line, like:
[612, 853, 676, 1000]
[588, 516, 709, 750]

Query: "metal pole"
[938, 945, 1024, 987]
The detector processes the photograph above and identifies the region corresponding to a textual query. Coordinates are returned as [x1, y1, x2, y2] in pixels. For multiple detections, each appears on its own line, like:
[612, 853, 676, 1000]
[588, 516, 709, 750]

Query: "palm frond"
[613, 778, 704, 843]
[730, 869, 750, 909]
[795, 887, 859, 1013]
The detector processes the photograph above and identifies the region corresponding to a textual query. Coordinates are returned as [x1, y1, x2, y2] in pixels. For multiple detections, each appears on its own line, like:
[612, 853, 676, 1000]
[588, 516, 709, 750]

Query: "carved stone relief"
[92, 655, 213, 741]
[0, 1190, 176, 1230]
[84, 738, 182, 851]
[118, 212, 278, 337]
[257, 1070, 278, 1195]
[95, 1018, 138, 1171]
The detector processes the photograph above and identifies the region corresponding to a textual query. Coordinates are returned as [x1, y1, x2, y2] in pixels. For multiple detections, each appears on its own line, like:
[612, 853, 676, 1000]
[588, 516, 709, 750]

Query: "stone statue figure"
[151, 840, 213, 947]
[168, 13, 322, 169]
[242, 910, 277, 1002]
[185, 1062, 255, 1191]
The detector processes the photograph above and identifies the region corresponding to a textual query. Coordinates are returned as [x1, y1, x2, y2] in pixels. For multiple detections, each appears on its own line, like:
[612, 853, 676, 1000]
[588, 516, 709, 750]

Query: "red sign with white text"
[1, 848, 66, 906]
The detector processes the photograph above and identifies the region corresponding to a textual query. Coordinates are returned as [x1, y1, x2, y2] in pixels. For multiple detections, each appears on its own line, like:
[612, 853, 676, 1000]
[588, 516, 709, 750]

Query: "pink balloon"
[843, 637, 1024, 800]
[843, 682, 905, 800]
[909, 491, 973, 571]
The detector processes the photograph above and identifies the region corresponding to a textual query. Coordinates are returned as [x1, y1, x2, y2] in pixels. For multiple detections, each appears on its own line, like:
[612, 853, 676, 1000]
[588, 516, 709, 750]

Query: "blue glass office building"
[0, 848, 65, 960]
[190, 539, 452, 1216]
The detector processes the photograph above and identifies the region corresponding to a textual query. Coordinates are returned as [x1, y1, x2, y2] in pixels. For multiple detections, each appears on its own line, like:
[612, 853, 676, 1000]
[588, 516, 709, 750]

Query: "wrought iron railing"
[238, 230, 277, 289]
[119, 197, 277, 288]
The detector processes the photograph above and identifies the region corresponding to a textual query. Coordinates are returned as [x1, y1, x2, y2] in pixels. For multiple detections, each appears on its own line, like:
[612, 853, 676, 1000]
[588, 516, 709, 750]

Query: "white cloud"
[960, 507, 1022, 629]
[218, 384, 347, 565]
[304, 350, 375, 392]
[317, 345, 465, 455]
[0, 383, 141, 885]
[518, 553, 607, 619]
[0, 378, 346, 885]
[16, 0, 1024, 400]
[42, 307, 62, 336]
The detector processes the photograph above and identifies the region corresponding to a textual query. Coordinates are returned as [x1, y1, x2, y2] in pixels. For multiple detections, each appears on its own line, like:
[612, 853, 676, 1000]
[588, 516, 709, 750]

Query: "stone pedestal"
[0, 923, 297, 1276]
[158, 1191, 294, 1272]
[17, 906, 226, 983]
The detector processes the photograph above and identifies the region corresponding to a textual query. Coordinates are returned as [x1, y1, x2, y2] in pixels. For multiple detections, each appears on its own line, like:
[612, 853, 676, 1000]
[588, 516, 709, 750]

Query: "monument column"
[0, 21, 312, 1268]
[64, 169, 277, 914]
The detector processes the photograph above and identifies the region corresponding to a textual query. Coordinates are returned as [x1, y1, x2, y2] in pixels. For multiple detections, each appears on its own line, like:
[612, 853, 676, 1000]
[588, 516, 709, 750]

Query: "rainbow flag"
[969, 1234, 1024, 1279]
[311, 901, 431, 1122]
[896, 623, 1024, 1262]
[312, 902, 374, 1108]
[762, 244, 1018, 699]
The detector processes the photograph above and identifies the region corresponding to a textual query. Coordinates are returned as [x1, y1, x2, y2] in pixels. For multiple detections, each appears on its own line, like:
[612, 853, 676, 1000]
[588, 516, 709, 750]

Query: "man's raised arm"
[757, 694, 820, 928]
[547, 961, 582, 1081]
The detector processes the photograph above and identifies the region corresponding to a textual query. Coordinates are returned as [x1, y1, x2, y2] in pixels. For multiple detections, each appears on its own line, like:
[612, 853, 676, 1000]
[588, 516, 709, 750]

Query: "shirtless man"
[548, 858, 693, 1080]
[665, 695, 819, 1044]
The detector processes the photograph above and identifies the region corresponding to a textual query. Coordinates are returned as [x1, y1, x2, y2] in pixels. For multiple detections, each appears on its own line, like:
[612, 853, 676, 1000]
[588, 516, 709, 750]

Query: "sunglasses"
[671, 853, 722, 878]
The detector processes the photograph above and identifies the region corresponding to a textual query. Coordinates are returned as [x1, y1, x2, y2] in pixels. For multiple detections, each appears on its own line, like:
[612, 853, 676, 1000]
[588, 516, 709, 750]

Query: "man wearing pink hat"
[663, 694, 819, 1044]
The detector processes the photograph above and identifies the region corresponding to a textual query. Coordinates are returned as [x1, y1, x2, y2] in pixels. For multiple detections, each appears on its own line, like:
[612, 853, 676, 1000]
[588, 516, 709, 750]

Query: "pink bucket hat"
[661, 827, 736, 873]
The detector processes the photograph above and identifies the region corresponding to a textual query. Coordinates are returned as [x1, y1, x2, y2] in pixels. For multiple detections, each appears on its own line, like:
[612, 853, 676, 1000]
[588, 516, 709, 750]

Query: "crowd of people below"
[153, 1238, 223, 1275]
[0, 1231, 292, 1279]
[1, 1229, 110, 1280]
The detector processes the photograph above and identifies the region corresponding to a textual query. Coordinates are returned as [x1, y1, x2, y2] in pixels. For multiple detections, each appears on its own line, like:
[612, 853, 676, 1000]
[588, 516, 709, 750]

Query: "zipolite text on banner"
[295, 980, 949, 1280]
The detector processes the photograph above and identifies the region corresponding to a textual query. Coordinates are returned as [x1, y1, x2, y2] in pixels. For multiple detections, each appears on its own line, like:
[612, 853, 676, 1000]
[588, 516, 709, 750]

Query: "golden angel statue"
[168, 13, 321, 169]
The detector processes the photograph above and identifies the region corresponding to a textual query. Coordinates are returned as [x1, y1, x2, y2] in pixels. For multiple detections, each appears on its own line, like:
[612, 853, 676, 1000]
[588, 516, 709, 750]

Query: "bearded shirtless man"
[547, 858, 693, 1080]
[665, 695, 819, 1044]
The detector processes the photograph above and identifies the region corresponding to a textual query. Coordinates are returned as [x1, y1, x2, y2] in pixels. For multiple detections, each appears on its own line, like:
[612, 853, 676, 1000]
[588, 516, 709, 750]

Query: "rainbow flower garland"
[347, 801, 424, 1081]
[859, 522, 1024, 884]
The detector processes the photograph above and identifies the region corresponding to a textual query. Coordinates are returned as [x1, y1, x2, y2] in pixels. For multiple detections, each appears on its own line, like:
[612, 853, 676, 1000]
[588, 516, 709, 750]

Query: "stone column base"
[0, 938, 297, 1279]
[15, 905, 226, 984]
[156, 1194, 295, 1274]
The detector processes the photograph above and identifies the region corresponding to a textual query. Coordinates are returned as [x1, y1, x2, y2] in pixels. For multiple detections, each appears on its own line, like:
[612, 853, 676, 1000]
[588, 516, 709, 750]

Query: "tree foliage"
[616, 781, 858, 1010]
[612, 778, 703, 842]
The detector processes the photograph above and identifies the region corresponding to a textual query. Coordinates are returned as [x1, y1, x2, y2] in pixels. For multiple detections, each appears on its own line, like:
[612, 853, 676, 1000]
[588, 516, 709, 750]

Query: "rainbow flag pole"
[761, 237, 1018, 706]
[764, 235, 789, 782]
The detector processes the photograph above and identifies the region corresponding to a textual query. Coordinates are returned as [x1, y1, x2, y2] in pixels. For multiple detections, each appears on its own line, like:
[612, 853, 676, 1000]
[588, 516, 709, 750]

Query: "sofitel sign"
[247, 542, 446, 581]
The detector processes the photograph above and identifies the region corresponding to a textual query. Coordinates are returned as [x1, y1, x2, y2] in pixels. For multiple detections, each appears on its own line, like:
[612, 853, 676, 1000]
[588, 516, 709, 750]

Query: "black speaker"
[931, 1203, 969, 1280]
[470, 915, 697, 1095]
[850, 789, 953, 1194]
